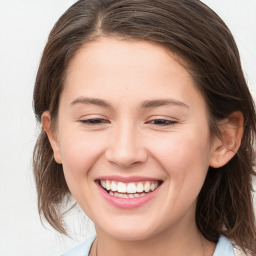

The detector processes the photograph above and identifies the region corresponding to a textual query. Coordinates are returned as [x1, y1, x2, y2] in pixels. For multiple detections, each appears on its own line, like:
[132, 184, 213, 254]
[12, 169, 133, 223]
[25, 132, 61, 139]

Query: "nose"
[105, 123, 148, 168]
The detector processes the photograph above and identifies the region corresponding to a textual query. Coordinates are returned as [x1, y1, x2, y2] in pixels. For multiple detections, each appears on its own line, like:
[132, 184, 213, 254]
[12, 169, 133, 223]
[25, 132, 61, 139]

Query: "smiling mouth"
[97, 180, 162, 199]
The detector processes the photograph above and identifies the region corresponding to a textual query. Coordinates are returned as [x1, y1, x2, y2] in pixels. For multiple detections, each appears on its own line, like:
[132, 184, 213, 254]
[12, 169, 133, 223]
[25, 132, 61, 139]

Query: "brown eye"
[149, 119, 177, 126]
[80, 118, 109, 125]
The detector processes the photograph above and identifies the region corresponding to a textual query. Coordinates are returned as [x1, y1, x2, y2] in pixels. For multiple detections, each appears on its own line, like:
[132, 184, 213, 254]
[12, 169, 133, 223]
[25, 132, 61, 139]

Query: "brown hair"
[33, 0, 256, 253]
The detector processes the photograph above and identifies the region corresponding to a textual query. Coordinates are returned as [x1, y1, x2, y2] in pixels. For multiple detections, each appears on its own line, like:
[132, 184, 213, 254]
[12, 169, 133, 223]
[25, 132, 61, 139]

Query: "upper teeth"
[100, 180, 160, 193]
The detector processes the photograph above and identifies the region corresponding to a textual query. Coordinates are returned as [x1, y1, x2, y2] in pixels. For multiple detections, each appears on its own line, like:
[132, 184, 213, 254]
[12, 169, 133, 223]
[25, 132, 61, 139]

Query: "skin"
[43, 38, 243, 256]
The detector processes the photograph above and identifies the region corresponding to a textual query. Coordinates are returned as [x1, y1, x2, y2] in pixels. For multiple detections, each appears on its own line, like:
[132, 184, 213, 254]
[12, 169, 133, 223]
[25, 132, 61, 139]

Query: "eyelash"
[79, 118, 177, 126]
[79, 118, 109, 125]
[147, 119, 177, 126]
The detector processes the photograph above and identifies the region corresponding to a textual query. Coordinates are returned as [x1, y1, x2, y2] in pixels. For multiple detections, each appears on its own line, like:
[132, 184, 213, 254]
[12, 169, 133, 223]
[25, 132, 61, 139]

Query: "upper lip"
[96, 175, 162, 183]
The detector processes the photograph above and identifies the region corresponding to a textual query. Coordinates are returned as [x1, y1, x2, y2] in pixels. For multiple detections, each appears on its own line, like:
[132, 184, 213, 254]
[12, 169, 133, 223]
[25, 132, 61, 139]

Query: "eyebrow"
[70, 97, 112, 108]
[141, 99, 189, 109]
[70, 97, 189, 109]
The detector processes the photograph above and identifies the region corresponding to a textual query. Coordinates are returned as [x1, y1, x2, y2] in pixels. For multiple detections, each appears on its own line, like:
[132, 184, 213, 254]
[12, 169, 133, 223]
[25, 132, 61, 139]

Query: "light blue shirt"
[61, 235, 234, 256]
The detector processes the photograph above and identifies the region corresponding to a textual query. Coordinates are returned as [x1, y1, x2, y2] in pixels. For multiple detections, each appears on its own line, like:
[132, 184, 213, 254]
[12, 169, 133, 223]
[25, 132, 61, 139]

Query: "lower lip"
[97, 182, 160, 209]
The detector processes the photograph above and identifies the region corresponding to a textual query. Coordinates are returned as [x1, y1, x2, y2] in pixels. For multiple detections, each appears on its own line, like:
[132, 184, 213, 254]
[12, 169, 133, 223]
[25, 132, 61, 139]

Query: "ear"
[41, 111, 62, 164]
[209, 111, 244, 168]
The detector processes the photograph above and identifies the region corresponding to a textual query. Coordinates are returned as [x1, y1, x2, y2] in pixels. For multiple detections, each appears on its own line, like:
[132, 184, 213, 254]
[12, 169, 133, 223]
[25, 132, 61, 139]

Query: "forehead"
[66, 37, 189, 78]
[62, 37, 205, 111]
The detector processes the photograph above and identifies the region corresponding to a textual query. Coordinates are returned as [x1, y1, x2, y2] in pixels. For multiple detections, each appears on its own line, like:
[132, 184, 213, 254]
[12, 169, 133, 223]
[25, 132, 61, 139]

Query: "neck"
[94, 219, 216, 256]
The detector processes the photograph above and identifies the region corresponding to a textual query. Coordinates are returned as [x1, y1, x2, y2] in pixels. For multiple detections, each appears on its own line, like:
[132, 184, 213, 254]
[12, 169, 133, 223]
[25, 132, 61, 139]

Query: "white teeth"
[100, 180, 160, 194]
[136, 183, 144, 193]
[111, 182, 117, 192]
[144, 181, 150, 192]
[117, 182, 127, 193]
[106, 180, 111, 190]
[100, 180, 106, 188]
[118, 193, 127, 198]
[110, 192, 150, 198]
[127, 183, 137, 193]
[150, 183, 157, 191]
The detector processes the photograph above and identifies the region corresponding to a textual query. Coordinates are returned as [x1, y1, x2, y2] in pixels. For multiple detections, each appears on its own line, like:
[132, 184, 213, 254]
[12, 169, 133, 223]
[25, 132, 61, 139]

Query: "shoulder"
[214, 236, 248, 256]
[60, 235, 249, 256]
[214, 236, 234, 256]
[60, 235, 96, 256]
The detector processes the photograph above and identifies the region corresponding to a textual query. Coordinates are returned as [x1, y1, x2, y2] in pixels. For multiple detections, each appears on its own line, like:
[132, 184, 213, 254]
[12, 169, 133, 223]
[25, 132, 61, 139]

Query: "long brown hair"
[33, 0, 256, 253]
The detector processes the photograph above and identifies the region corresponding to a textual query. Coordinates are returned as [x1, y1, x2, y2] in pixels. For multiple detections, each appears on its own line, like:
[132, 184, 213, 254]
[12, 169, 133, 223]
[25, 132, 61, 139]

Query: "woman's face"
[51, 38, 218, 241]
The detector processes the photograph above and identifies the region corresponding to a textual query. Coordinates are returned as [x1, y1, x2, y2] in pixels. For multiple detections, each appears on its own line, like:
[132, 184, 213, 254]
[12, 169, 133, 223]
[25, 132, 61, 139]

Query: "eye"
[79, 118, 109, 125]
[147, 119, 177, 126]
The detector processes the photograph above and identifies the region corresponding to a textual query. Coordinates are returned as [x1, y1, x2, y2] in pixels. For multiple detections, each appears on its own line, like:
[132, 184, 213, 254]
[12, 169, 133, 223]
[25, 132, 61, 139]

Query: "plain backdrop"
[0, 1, 255, 255]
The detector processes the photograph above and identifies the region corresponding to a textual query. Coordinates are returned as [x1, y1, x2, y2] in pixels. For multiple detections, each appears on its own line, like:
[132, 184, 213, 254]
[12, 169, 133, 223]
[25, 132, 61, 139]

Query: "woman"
[33, 0, 256, 255]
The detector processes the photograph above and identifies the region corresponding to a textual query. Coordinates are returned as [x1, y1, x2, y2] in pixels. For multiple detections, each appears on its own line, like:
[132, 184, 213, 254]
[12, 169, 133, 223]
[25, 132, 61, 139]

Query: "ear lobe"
[209, 111, 244, 168]
[41, 111, 62, 164]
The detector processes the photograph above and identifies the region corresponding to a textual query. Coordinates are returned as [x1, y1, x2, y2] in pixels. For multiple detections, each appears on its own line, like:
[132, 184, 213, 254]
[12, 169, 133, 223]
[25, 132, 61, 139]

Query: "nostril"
[105, 147, 148, 168]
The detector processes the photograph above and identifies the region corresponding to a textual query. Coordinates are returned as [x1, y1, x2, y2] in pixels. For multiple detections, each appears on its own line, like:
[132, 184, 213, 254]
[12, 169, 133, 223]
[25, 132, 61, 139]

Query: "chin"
[96, 218, 162, 241]
[107, 230, 156, 241]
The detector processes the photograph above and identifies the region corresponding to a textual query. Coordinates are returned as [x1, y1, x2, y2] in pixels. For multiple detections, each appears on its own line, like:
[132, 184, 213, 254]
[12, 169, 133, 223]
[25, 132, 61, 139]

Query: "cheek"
[58, 130, 105, 179]
[58, 130, 107, 210]
[149, 130, 211, 218]
[149, 128, 211, 187]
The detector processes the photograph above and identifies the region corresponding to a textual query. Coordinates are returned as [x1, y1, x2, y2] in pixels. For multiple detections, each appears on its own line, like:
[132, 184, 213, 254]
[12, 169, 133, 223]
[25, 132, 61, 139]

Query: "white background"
[0, 1, 255, 255]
